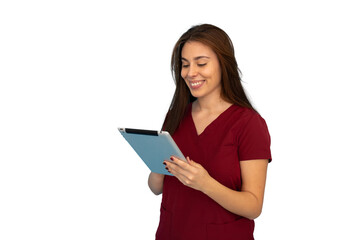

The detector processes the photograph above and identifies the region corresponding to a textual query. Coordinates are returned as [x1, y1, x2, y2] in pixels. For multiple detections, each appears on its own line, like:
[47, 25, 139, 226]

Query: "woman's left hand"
[164, 156, 212, 192]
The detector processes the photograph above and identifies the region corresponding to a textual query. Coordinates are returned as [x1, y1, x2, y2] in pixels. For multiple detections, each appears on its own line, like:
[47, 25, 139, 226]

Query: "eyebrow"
[181, 56, 210, 62]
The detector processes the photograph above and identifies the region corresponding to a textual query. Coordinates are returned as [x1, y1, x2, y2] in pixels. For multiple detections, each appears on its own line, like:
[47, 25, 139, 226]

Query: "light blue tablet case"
[118, 128, 185, 176]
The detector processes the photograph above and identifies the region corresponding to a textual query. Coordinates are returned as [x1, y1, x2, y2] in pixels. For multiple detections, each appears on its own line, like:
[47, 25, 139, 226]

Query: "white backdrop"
[1, 0, 359, 239]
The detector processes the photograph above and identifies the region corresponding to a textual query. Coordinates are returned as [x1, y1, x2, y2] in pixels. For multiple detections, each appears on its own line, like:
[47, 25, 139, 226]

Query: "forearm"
[202, 178, 263, 220]
[148, 172, 165, 195]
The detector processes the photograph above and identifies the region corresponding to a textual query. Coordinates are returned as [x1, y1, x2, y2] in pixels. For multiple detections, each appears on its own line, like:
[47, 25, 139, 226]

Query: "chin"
[189, 92, 203, 99]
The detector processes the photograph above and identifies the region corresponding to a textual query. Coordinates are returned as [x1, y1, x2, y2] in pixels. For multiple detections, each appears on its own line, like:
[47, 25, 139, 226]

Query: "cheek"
[212, 65, 222, 83]
[181, 68, 187, 79]
[202, 68, 216, 80]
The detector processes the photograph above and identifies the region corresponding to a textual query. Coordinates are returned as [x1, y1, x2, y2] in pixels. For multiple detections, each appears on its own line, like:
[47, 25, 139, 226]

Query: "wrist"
[201, 175, 217, 195]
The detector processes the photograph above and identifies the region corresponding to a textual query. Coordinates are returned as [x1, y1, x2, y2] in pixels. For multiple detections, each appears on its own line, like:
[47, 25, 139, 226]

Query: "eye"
[198, 63, 207, 67]
[182, 63, 190, 68]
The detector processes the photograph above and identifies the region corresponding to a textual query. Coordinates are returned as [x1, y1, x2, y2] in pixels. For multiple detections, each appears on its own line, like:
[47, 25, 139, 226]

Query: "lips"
[189, 80, 205, 89]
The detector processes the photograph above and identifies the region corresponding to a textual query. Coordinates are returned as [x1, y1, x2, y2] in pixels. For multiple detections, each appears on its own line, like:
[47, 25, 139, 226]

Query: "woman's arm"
[203, 160, 268, 219]
[148, 172, 165, 195]
[164, 157, 268, 220]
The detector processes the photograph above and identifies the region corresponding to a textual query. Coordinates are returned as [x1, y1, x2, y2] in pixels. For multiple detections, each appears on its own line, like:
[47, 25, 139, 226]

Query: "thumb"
[187, 156, 201, 167]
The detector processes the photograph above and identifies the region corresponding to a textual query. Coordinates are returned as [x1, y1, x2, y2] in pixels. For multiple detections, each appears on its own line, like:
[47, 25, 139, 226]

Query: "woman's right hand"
[148, 172, 165, 195]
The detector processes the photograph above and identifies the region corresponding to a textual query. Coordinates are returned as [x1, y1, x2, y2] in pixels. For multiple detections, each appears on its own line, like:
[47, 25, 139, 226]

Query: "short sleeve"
[237, 113, 272, 162]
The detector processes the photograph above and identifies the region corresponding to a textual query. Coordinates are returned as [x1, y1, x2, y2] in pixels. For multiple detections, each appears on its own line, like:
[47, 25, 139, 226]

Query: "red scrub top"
[156, 103, 272, 240]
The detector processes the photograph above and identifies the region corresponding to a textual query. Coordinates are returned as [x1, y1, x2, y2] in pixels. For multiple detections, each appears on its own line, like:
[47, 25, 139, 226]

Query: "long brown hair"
[163, 24, 255, 135]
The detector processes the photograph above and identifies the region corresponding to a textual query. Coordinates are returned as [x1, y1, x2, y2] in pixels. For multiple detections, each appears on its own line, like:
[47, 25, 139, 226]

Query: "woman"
[148, 24, 271, 240]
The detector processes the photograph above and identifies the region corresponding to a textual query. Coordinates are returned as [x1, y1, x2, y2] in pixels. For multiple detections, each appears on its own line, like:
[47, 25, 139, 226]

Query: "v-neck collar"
[189, 102, 235, 137]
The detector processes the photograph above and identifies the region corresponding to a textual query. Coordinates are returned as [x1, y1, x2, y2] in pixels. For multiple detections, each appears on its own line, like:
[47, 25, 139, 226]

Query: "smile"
[189, 80, 205, 89]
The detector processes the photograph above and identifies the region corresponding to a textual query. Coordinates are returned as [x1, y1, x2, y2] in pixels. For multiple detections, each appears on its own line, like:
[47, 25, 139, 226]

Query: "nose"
[187, 64, 198, 78]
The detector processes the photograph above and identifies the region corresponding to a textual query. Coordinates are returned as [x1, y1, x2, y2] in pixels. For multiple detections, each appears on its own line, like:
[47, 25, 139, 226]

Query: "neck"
[194, 95, 231, 113]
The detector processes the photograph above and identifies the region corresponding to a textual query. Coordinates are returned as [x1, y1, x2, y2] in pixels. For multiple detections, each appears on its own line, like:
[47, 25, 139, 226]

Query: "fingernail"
[165, 167, 169, 170]
[163, 162, 166, 165]
[170, 157, 174, 161]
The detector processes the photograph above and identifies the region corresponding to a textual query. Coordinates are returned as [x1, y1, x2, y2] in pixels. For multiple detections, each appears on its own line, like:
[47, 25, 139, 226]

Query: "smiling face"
[181, 41, 222, 102]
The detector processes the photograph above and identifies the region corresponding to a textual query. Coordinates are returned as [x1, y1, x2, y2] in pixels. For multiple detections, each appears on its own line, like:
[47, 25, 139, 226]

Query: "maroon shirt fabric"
[156, 103, 272, 240]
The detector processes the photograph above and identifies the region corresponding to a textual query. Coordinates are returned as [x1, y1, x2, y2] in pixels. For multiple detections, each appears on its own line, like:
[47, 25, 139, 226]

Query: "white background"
[1, 0, 359, 239]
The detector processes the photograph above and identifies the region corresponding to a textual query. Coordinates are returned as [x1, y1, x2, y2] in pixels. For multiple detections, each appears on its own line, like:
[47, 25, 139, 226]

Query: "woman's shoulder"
[229, 105, 268, 130]
[231, 105, 261, 120]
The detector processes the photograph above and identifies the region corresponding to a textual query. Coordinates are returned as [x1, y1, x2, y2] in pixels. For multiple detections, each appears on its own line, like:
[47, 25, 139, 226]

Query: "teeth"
[190, 81, 203, 86]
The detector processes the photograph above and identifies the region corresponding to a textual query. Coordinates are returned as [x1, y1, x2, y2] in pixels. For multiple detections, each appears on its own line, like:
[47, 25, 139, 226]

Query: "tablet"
[118, 128, 185, 175]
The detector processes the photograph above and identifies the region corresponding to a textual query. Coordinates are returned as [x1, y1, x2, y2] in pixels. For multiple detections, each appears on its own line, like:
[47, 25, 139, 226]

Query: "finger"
[170, 156, 189, 168]
[166, 160, 187, 174]
[171, 166, 199, 188]
[166, 157, 197, 177]
[167, 159, 196, 182]
[185, 157, 199, 168]
[167, 162, 190, 184]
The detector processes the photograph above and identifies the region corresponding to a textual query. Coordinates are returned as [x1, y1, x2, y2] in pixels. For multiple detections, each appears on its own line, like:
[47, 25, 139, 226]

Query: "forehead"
[181, 41, 216, 60]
